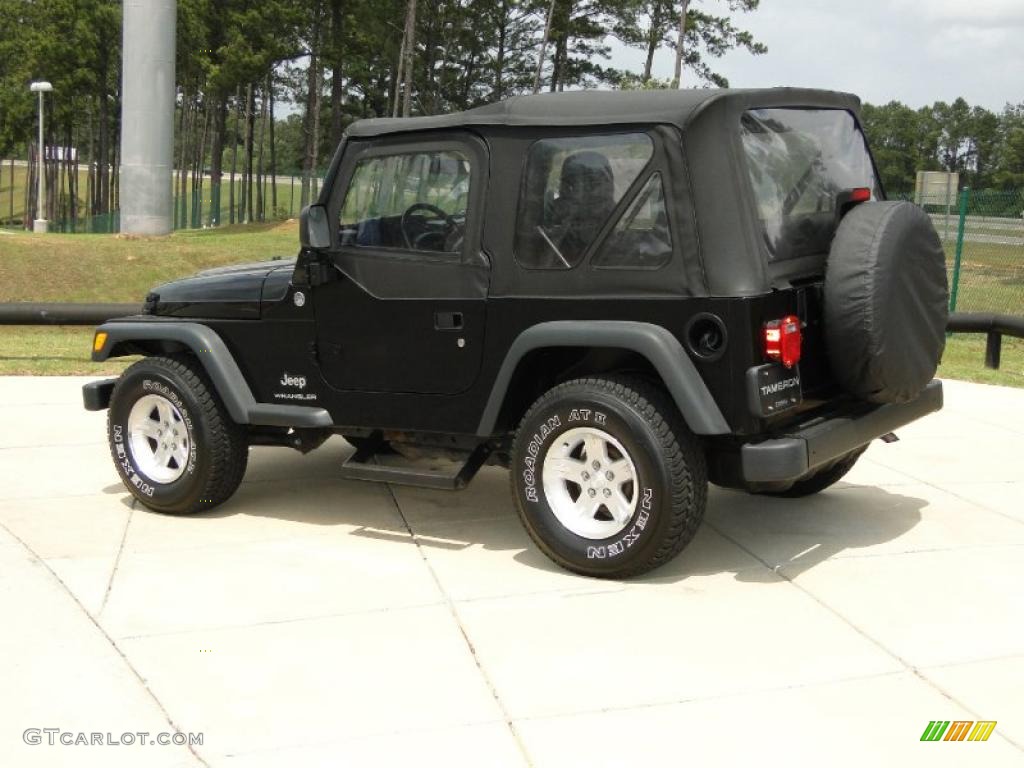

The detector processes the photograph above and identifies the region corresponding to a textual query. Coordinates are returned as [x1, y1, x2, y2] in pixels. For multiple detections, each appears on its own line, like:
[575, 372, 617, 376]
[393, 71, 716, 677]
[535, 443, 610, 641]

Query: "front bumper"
[741, 380, 943, 483]
[82, 378, 117, 411]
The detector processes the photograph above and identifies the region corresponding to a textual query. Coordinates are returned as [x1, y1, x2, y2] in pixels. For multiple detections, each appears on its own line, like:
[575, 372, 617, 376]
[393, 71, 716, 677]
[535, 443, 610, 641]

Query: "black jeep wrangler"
[84, 89, 948, 578]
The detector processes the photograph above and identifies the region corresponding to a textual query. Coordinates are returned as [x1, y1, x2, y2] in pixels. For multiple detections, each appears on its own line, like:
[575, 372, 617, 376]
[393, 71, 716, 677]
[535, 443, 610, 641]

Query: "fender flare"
[93, 321, 333, 428]
[476, 320, 730, 436]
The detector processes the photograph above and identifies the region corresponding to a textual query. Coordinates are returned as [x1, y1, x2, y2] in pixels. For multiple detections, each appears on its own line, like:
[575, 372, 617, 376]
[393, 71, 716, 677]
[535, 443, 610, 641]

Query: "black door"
[313, 136, 489, 395]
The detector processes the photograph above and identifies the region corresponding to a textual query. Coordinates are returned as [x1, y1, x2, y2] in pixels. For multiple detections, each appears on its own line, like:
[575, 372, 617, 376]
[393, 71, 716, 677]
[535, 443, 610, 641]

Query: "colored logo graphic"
[921, 721, 997, 742]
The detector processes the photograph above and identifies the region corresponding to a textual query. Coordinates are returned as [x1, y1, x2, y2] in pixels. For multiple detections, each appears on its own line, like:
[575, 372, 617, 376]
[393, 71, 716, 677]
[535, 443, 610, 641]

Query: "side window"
[592, 173, 673, 270]
[515, 133, 653, 269]
[339, 150, 471, 254]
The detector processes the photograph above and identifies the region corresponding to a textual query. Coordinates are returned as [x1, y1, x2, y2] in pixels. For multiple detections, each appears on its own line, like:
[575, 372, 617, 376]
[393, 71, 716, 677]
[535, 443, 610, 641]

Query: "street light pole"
[29, 81, 53, 233]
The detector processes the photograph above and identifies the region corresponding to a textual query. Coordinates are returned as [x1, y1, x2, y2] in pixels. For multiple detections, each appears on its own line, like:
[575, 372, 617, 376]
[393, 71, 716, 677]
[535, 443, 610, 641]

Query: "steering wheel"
[400, 203, 463, 251]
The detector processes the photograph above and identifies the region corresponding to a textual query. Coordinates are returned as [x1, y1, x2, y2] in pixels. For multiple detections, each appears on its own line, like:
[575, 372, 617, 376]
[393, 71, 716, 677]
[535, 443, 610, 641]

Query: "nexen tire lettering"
[587, 487, 653, 560]
[113, 423, 155, 497]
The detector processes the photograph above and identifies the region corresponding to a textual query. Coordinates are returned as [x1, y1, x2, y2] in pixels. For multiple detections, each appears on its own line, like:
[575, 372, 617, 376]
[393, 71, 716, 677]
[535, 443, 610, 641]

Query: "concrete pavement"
[1, 376, 1022, 766]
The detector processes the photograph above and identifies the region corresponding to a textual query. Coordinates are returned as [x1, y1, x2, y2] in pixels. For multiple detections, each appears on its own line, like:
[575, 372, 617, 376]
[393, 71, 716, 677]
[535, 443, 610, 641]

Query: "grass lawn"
[0, 326, 132, 375]
[0, 220, 299, 373]
[0, 220, 298, 302]
[938, 333, 1024, 388]
[944, 240, 1024, 316]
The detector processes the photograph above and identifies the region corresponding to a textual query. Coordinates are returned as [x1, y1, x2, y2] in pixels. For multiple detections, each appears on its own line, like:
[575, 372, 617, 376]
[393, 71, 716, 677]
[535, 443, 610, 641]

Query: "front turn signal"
[93, 332, 108, 353]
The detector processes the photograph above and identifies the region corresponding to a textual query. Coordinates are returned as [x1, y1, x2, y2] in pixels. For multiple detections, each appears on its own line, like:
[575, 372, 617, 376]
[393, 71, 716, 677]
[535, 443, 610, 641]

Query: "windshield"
[740, 108, 879, 261]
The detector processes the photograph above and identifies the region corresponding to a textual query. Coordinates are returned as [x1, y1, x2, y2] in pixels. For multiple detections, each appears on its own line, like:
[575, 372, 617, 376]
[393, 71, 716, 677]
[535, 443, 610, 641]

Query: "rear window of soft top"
[740, 108, 879, 262]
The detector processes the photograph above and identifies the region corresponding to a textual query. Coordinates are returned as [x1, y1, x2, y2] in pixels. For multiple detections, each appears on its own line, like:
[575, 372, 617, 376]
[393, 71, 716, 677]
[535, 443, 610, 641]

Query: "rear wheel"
[511, 377, 707, 578]
[107, 355, 248, 514]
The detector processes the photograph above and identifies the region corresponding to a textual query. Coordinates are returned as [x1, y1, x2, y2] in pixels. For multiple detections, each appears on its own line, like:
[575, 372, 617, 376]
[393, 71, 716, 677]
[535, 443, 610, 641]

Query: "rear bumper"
[741, 380, 943, 483]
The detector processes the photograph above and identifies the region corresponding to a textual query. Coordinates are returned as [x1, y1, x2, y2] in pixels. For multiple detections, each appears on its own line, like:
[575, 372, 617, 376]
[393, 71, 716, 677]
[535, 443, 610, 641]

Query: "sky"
[609, 0, 1024, 111]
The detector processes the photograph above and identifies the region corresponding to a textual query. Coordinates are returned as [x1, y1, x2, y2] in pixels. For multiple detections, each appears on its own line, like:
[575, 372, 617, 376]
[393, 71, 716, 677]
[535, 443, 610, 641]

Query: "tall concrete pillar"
[119, 0, 175, 235]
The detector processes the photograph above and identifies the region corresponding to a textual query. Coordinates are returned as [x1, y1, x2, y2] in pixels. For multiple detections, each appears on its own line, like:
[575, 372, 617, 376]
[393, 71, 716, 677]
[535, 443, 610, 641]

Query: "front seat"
[552, 151, 616, 265]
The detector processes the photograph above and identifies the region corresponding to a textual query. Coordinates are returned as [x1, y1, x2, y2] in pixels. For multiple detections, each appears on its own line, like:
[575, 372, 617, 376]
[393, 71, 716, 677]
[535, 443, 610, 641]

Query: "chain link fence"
[1, 159, 324, 233]
[47, 211, 120, 234]
[938, 190, 1023, 315]
[169, 174, 324, 231]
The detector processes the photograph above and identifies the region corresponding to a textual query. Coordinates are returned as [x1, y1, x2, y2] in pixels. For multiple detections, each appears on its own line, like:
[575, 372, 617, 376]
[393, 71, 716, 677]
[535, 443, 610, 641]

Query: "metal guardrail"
[0, 303, 139, 326]
[947, 312, 1024, 370]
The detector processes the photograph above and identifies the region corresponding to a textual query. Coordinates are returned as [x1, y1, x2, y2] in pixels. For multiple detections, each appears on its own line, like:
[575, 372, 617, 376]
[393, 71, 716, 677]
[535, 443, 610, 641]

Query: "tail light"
[763, 315, 802, 368]
[849, 187, 872, 203]
[837, 187, 873, 220]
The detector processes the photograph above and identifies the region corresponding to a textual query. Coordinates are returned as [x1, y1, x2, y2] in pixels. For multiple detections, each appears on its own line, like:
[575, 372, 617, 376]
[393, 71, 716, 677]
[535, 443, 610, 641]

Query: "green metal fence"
[942, 189, 1024, 315]
[3, 168, 323, 233]
[48, 211, 120, 234]
[170, 174, 320, 230]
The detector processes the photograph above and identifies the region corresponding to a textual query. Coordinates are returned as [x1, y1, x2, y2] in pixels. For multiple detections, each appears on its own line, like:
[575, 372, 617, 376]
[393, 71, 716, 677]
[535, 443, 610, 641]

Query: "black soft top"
[345, 87, 861, 138]
[337, 87, 868, 298]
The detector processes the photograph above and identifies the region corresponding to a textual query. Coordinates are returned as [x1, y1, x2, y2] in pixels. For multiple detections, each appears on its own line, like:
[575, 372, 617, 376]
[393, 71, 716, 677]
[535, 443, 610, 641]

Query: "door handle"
[434, 311, 464, 330]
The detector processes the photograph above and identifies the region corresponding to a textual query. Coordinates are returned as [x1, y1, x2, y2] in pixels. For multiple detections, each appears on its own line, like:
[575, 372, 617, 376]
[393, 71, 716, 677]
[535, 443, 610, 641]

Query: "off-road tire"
[756, 447, 866, 498]
[107, 354, 248, 514]
[511, 377, 707, 579]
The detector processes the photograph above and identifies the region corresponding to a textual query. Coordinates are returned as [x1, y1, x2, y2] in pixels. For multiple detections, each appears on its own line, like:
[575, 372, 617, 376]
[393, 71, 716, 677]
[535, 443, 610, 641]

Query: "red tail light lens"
[849, 187, 872, 203]
[763, 315, 802, 368]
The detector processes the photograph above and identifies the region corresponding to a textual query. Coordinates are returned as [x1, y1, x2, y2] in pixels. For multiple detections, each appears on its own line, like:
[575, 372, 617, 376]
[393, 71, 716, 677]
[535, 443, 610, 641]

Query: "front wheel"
[107, 355, 248, 514]
[511, 377, 707, 578]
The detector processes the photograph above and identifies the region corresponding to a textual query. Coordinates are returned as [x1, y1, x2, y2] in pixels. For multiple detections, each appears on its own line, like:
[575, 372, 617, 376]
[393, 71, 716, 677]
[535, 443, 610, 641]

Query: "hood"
[192, 259, 295, 278]
[146, 259, 296, 319]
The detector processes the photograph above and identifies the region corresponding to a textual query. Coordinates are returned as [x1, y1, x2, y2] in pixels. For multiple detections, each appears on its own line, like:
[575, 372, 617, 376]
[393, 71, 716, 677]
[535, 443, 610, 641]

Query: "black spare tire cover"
[824, 201, 948, 404]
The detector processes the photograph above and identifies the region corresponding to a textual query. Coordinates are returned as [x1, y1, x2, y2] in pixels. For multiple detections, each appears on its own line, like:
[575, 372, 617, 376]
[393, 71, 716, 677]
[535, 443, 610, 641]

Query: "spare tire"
[823, 201, 948, 404]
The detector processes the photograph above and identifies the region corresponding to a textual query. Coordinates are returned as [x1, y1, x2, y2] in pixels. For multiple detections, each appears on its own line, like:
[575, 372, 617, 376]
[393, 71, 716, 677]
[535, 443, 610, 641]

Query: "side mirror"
[299, 204, 331, 250]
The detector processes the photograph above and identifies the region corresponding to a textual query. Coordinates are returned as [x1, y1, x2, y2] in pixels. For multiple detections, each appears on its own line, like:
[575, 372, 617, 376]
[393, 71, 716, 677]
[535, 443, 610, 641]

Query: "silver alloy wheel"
[127, 394, 190, 484]
[542, 426, 638, 540]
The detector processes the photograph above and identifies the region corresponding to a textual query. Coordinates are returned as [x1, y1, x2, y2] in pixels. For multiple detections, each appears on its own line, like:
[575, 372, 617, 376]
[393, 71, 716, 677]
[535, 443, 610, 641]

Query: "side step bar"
[339, 439, 491, 491]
